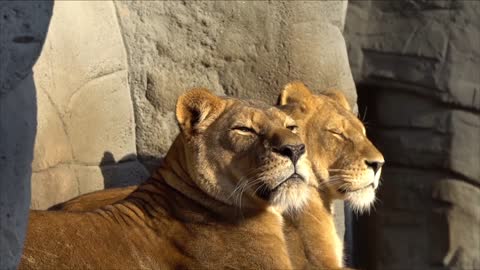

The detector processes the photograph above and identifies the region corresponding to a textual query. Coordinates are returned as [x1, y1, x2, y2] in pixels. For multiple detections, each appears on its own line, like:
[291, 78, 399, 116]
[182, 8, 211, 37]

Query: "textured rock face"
[24, 0, 355, 210]
[0, 2, 53, 269]
[30, 1, 148, 210]
[114, 1, 354, 161]
[345, 1, 480, 269]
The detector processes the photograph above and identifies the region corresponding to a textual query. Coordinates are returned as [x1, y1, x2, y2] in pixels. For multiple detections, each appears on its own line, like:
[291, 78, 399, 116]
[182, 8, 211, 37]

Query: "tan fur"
[48, 83, 384, 269]
[20, 89, 314, 270]
[278, 82, 384, 269]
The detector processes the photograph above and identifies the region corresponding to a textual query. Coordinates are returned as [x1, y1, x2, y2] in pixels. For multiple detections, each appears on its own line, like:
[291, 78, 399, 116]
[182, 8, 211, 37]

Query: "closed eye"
[232, 126, 257, 135]
[286, 125, 298, 133]
[328, 129, 347, 140]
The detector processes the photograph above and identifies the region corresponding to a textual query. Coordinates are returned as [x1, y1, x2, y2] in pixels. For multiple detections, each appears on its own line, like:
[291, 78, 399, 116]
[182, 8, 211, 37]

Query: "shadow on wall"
[0, 1, 54, 269]
[99, 151, 154, 189]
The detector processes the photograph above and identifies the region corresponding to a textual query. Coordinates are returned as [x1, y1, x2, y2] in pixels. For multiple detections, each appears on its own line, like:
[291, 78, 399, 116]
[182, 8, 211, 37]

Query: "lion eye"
[232, 126, 257, 135]
[328, 129, 346, 140]
[286, 125, 299, 133]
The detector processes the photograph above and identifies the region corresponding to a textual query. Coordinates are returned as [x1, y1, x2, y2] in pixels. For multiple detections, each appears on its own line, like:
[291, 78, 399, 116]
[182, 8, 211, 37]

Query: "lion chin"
[342, 167, 382, 214]
[278, 81, 384, 215]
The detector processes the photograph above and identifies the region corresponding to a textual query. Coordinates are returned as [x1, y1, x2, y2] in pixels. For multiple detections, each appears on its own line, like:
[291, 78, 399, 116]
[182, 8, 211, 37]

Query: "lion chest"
[156, 215, 292, 269]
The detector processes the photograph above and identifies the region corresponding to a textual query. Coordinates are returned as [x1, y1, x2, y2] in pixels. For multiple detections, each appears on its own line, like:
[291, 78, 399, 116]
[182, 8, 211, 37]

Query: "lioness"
[278, 82, 384, 269]
[20, 89, 315, 269]
[48, 83, 385, 269]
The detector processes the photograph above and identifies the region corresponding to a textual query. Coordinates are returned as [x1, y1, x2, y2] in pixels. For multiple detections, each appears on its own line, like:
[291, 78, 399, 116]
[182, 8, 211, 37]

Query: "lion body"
[28, 84, 384, 270]
[23, 180, 290, 270]
[20, 89, 314, 270]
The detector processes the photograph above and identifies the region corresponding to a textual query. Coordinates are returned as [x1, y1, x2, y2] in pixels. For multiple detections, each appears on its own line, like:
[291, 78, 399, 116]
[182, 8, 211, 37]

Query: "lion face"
[278, 82, 384, 213]
[176, 89, 314, 213]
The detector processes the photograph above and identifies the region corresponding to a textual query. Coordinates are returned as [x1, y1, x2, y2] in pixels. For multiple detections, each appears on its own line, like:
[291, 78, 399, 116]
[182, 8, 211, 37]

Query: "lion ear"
[322, 90, 351, 111]
[277, 81, 314, 106]
[176, 88, 224, 135]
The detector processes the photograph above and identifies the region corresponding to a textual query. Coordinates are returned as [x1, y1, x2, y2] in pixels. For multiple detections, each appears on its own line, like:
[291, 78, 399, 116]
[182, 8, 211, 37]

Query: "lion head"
[174, 88, 314, 212]
[278, 82, 384, 213]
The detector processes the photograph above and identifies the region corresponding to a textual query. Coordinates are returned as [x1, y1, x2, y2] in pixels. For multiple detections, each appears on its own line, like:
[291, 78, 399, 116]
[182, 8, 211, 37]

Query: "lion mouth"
[338, 182, 374, 194]
[256, 173, 305, 200]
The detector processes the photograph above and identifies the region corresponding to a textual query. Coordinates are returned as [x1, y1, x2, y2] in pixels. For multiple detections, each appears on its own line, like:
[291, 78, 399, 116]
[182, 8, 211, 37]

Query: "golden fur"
[278, 82, 384, 214]
[20, 89, 315, 269]
[278, 82, 384, 269]
[50, 83, 383, 270]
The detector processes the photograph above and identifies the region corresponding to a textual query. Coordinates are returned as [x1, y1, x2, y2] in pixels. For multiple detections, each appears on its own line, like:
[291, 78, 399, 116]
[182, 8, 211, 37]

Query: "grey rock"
[31, 165, 79, 210]
[0, 1, 52, 269]
[28, 1, 139, 207]
[346, 0, 480, 110]
[345, 1, 480, 269]
[371, 112, 479, 183]
[371, 168, 480, 270]
[369, 91, 480, 182]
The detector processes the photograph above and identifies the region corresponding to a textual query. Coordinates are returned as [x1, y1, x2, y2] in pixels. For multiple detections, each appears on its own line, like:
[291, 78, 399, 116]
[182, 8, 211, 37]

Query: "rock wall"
[30, 1, 148, 210]
[0, 2, 53, 269]
[344, 1, 480, 269]
[114, 1, 355, 165]
[27, 1, 356, 209]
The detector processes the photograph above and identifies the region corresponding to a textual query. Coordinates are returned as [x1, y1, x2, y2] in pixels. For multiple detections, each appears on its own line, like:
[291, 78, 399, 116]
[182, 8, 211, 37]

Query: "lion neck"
[150, 135, 266, 222]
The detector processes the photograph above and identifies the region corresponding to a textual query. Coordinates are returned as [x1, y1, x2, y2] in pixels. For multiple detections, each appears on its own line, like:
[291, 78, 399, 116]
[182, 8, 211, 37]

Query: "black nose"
[365, 160, 384, 174]
[273, 144, 306, 164]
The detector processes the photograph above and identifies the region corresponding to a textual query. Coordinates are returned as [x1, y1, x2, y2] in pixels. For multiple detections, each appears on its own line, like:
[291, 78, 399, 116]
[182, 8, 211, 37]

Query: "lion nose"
[365, 160, 384, 174]
[273, 144, 306, 165]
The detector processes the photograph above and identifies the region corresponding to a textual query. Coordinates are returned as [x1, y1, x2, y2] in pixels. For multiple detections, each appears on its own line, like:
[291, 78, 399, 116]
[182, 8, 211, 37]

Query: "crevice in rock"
[113, 1, 141, 161]
[361, 79, 480, 113]
[382, 164, 480, 189]
[66, 68, 125, 110]
[38, 86, 74, 162]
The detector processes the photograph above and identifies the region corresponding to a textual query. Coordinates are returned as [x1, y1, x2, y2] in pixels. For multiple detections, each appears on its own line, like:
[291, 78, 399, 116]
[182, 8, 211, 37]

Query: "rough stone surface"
[31, 161, 149, 210]
[114, 1, 355, 160]
[346, 0, 480, 110]
[29, 1, 141, 209]
[0, 2, 53, 269]
[345, 1, 480, 269]
[368, 168, 480, 270]
[370, 91, 479, 182]
[31, 166, 79, 210]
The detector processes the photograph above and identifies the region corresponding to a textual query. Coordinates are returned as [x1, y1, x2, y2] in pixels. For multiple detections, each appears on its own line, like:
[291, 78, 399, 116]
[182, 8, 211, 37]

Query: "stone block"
[66, 70, 136, 164]
[368, 92, 479, 182]
[31, 166, 78, 210]
[31, 1, 128, 115]
[75, 161, 149, 194]
[371, 168, 480, 269]
[32, 85, 73, 171]
[432, 180, 480, 269]
[28, 0, 139, 208]
[346, 0, 480, 110]
[288, 22, 357, 110]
